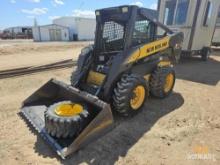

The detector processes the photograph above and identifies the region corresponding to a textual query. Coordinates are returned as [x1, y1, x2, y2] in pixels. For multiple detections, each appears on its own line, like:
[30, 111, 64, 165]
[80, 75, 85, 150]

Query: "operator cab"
[79, 5, 178, 95]
[95, 6, 160, 52]
[92, 5, 170, 74]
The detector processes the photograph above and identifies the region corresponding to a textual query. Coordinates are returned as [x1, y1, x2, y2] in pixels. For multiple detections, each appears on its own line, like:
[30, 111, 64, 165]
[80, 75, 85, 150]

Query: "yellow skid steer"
[21, 5, 183, 159]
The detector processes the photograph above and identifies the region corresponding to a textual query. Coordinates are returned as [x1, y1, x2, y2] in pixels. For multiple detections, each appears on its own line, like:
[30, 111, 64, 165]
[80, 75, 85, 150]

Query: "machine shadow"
[176, 53, 220, 86]
[33, 92, 184, 165]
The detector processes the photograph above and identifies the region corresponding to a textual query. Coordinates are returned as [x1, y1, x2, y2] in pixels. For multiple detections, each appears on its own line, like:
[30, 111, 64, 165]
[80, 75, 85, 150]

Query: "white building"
[32, 24, 69, 42]
[53, 17, 96, 41]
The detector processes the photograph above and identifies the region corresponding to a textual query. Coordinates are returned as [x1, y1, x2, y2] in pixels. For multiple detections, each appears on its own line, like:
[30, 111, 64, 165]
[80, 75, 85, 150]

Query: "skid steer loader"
[21, 5, 183, 159]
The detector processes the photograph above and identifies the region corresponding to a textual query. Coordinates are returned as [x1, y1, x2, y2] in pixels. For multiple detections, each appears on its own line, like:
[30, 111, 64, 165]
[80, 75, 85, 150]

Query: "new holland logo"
[127, 37, 170, 63]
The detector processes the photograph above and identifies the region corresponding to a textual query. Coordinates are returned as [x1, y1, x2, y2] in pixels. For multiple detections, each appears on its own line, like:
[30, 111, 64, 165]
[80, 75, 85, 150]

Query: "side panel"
[191, 0, 220, 50]
[126, 37, 170, 63]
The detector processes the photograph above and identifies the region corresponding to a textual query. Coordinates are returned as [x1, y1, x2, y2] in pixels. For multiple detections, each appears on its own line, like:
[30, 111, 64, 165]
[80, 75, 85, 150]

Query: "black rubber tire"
[112, 74, 148, 116]
[150, 66, 175, 98]
[201, 48, 210, 61]
[44, 101, 89, 138]
[70, 68, 81, 86]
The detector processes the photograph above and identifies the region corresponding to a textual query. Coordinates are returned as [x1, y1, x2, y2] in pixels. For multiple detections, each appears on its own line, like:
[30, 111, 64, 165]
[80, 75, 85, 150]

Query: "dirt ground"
[0, 40, 92, 70]
[0, 40, 220, 165]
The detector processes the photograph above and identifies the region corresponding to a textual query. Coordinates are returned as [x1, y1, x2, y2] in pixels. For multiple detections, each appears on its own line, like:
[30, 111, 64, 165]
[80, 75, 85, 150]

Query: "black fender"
[76, 45, 94, 73]
[103, 49, 137, 101]
[102, 46, 159, 100]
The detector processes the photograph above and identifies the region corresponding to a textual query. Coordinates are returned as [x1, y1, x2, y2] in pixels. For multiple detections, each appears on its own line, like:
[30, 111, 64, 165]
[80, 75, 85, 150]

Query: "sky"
[0, 0, 158, 30]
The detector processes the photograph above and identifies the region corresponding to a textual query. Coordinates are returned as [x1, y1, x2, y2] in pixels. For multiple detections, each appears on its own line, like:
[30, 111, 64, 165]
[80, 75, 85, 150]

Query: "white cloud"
[72, 10, 95, 18]
[21, 8, 48, 15]
[150, 3, 158, 10]
[27, 0, 40, 3]
[27, 15, 35, 19]
[10, 0, 16, 4]
[52, 0, 64, 6]
[130, 1, 144, 7]
[49, 16, 61, 20]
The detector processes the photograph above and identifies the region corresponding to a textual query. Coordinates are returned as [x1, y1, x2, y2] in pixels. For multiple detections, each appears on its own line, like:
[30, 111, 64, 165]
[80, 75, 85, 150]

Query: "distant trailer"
[158, 0, 220, 60]
[32, 24, 70, 42]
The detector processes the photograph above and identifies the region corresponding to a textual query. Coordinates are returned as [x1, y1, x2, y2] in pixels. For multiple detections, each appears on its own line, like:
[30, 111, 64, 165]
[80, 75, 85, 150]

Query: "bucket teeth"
[21, 106, 46, 133]
[21, 109, 41, 133]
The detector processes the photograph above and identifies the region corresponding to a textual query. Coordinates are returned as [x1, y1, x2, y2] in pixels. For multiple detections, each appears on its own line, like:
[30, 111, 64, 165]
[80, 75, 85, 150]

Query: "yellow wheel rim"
[55, 103, 83, 117]
[164, 73, 174, 93]
[130, 85, 146, 110]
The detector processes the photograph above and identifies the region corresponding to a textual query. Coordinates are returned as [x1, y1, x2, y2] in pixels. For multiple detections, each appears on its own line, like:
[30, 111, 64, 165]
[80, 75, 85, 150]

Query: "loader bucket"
[21, 79, 114, 159]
